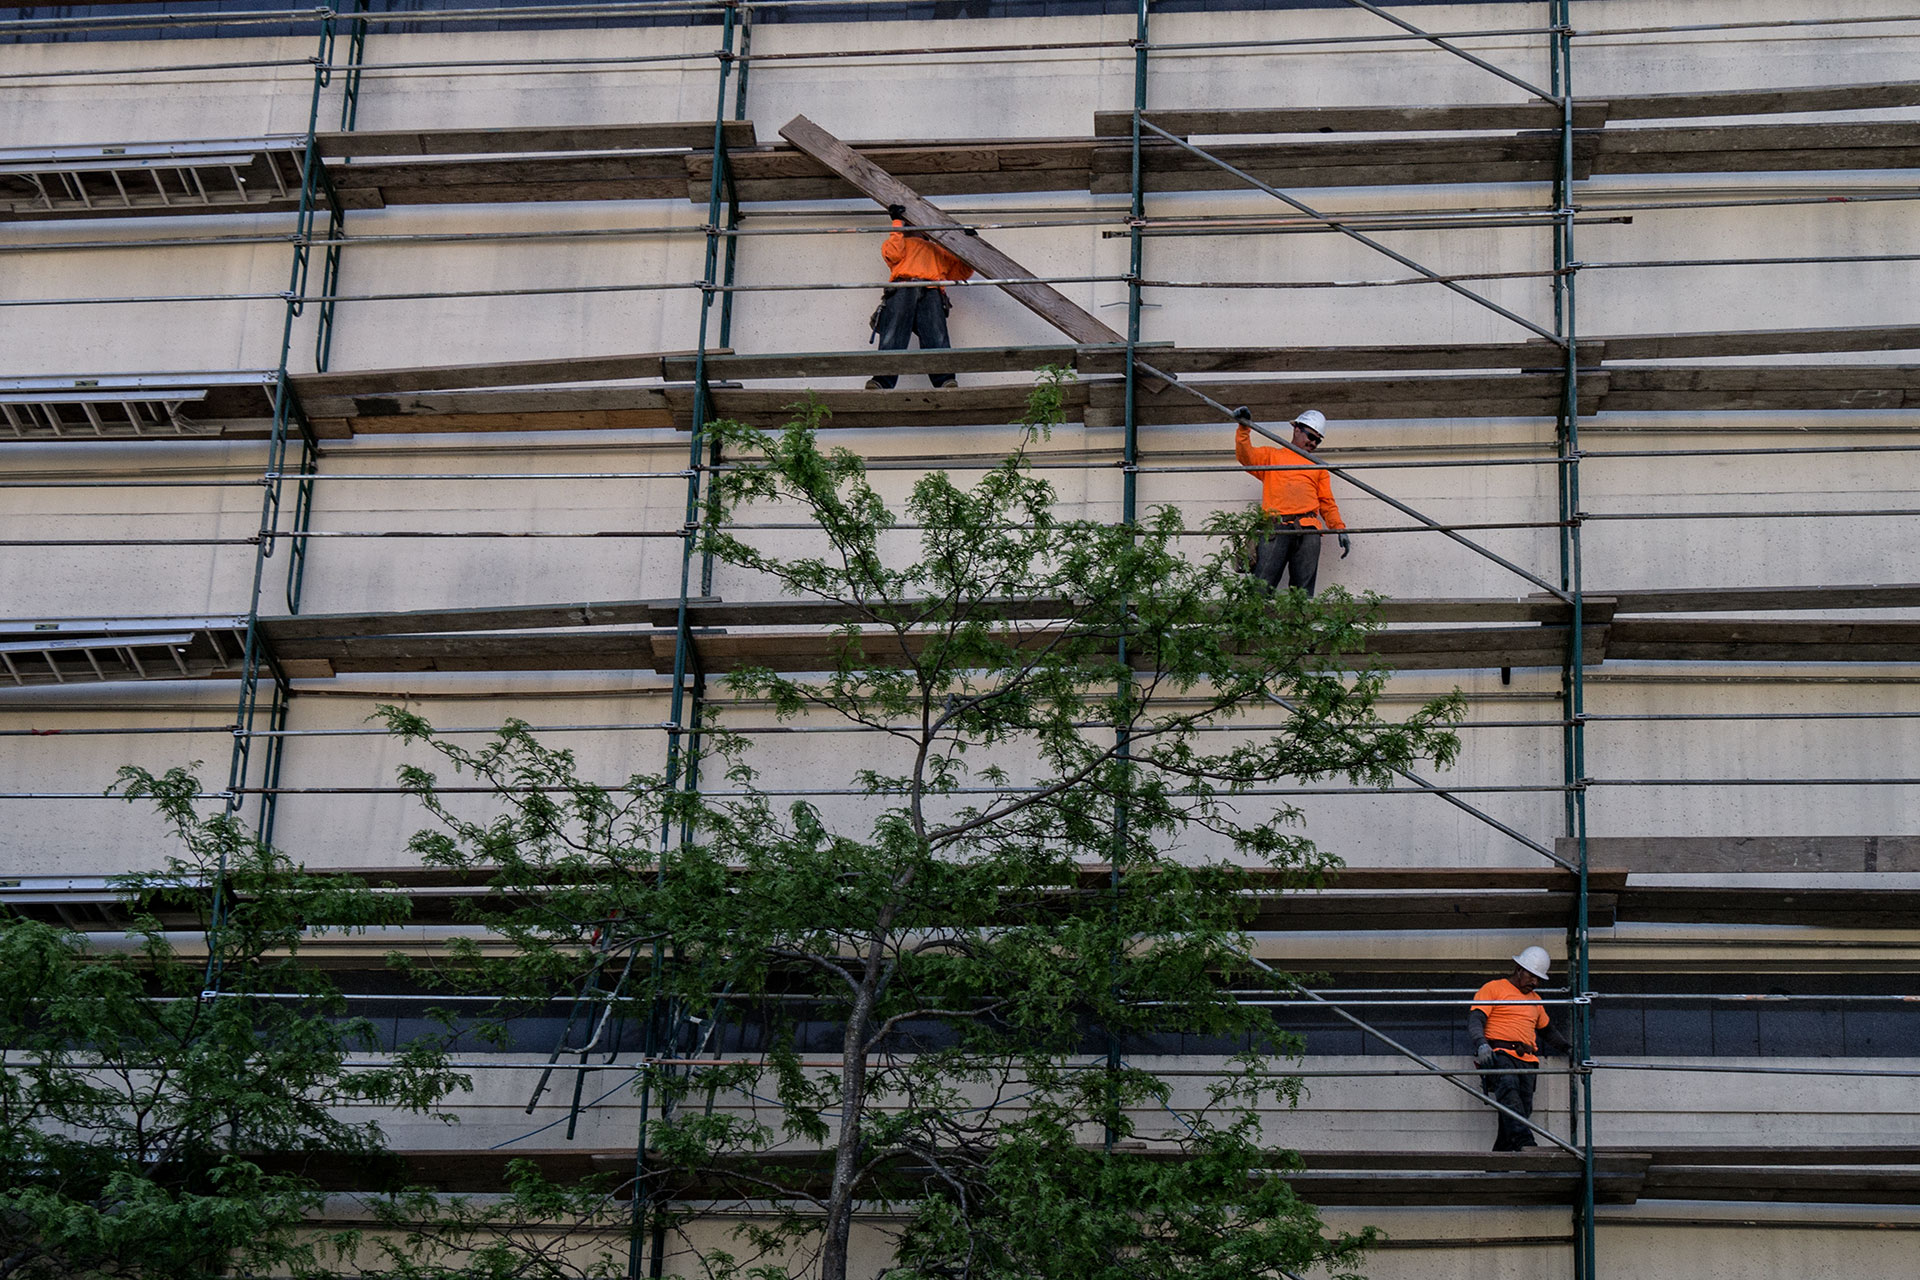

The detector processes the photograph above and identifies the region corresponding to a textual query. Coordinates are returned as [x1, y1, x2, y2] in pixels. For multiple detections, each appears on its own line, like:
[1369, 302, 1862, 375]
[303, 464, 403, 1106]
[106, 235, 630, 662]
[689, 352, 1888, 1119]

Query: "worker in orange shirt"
[1233, 407, 1350, 596]
[867, 203, 974, 390]
[1468, 946, 1571, 1151]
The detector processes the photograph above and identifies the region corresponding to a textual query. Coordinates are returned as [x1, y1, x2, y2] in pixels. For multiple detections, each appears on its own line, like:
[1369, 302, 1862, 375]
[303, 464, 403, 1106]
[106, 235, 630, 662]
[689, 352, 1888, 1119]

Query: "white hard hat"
[1513, 946, 1552, 980]
[1291, 409, 1327, 436]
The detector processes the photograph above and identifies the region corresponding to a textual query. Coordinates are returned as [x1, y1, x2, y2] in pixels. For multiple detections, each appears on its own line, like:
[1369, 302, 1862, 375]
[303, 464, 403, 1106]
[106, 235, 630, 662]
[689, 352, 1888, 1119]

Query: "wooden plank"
[1097, 83, 1920, 137]
[298, 388, 672, 420]
[1088, 372, 1572, 406]
[1092, 135, 1569, 173]
[694, 383, 1090, 430]
[704, 172, 1091, 203]
[1607, 618, 1920, 662]
[290, 595, 1572, 634]
[1246, 891, 1615, 931]
[1599, 326, 1920, 361]
[661, 344, 1154, 382]
[1595, 121, 1920, 155]
[1095, 162, 1563, 195]
[777, 115, 1126, 348]
[1111, 396, 1596, 428]
[665, 625, 1607, 675]
[1560, 836, 1920, 875]
[1093, 101, 1611, 136]
[1605, 366, 1920, 392]
[316, 633, 661, 673]
[691, 139, 1093, 202]
[324, 154, 692, 189]
[1605, 80, 1920, 122]
[688, 139, 1091, 183]
[344, 408, 675, 434]
[1600, 147, 1920, 178]
[1374, 599, 1574, 624]
[261, 600, 671, 644]
[290, 351, 698, 399]
[1599, 388, 1909, 414]
[341, 178, 693, 206]
[316, 120, 755, 158]
[1081, 341, 1599, 375]
[1603, 584, 1920, 614]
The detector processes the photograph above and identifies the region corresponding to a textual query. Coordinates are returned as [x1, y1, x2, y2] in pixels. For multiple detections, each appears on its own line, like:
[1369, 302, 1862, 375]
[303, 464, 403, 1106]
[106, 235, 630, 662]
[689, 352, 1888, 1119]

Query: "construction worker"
[866, 203, 974, 390]
[1468, 946, 1571, 1152]
[1233, 407, 1350, 596]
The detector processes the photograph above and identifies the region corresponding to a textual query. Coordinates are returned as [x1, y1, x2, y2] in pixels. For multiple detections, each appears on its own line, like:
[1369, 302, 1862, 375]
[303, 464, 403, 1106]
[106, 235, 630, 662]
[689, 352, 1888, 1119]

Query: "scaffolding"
[4, 2, 1920, 1276]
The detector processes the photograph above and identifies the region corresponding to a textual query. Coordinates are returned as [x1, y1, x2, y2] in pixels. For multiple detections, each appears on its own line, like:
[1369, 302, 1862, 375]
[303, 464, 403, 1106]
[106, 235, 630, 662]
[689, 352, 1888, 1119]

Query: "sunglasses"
[1294, 425, 1323, 447]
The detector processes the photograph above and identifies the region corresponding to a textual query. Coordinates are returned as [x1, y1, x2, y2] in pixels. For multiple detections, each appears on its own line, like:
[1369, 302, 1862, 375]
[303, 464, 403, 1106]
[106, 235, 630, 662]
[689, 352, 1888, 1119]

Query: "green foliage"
[376, 370, 1460, 1279]
[0, 767, 465, 1279]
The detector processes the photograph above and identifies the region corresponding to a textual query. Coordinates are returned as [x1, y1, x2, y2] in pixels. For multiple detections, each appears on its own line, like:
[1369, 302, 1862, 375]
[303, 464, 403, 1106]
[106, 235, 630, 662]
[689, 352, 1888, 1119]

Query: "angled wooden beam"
[777, 115, 1126, 349]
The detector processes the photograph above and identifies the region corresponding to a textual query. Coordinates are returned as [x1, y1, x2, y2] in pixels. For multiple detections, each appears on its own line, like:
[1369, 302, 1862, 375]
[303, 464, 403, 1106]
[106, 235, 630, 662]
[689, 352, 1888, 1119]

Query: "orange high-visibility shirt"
[882, 220, 975, 283]
[1235, 424, 1345, 530]
[1472, 978, 1550, 1064]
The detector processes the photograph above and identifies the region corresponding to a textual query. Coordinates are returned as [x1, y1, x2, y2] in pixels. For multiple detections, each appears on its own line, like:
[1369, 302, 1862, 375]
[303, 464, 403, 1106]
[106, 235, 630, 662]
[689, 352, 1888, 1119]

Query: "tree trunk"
[820, 938, 884, 1280]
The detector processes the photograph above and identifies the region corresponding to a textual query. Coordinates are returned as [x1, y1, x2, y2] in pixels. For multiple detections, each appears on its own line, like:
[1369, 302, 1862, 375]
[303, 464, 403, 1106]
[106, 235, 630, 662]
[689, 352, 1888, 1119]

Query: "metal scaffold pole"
[632, 6, 743, 1276]
[1102, 0, 1152, 1156]
[212, 11, 337, 977]
[258, 3, 373, 851]
[1549, 2, 1597, 1275]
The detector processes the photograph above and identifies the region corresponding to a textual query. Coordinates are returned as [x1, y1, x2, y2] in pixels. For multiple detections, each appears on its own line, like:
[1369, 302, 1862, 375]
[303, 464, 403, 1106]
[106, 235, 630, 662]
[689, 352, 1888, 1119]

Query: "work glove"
[962, 224, 979, 236]
[1232, 406, 1254, 424]
[1474, 1042, 1496, 1069]
[886, 203, 906, 220]
[1337, 531, 1351, 558]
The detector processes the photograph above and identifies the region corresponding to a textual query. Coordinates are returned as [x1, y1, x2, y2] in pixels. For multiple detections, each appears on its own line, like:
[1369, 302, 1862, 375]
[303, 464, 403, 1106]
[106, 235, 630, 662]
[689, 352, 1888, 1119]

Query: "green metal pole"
[1103, 0, 1149, 1156]
[1549, 4, 1596, 1276]
[211, 11, 335, 988]
[314, 0, 370, 375]
[633, 7, 739, 1274]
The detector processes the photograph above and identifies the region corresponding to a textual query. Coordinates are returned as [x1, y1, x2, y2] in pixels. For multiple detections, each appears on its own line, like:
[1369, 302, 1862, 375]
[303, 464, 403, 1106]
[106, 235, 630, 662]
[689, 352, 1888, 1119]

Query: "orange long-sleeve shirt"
[1235, 423, 1345, 530]
[1472, 978, 1551, 1064]
[881, 220, 975, 283]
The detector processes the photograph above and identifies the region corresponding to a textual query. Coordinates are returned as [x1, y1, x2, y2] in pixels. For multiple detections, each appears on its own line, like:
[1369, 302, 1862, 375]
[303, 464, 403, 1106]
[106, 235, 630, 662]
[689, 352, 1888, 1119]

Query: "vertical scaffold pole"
[1103, 0, 1150, 1154]
[1549, 2, 1596, 1276]
[261, 0, 373, 848]
[212, 11, 336, 983]
[632, 6, 740, 1276]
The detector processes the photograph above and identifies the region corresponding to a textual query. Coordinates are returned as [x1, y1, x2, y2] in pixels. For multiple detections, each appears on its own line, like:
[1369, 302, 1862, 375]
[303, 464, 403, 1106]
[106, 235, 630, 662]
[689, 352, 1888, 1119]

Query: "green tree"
[0, 768, 464, 1280]
[378, 371, 1462, 1280]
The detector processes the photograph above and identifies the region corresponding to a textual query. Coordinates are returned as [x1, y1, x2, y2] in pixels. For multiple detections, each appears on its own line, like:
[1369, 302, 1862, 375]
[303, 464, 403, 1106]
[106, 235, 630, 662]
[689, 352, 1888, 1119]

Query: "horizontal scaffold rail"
[10, 81, 1920, 220]
[11, 325, 1920, 442]
[4, 586, 1917, 686]
[11, 863, 1915, 933]
[249, 1145, 1920, 1208]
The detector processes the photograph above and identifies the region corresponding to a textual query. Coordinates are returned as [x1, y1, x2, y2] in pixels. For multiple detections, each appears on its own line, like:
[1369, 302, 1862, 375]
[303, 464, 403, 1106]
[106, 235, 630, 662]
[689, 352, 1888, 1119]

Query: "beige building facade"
[3, 1, 1918, 1275]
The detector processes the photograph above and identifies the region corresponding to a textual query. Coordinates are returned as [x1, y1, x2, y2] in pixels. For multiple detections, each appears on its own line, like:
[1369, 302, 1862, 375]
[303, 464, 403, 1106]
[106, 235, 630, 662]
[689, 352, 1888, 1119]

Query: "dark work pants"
[1483, 1050, 1539, 1151]
[870, 285, 954, 388]
[1251, 522, 1322, 596]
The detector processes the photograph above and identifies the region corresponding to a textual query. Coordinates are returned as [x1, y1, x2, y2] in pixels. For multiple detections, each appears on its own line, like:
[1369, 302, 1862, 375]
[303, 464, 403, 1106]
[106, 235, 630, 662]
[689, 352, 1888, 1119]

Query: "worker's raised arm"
[1233, 408, 1265, 468]
[881, 216, 908, 270]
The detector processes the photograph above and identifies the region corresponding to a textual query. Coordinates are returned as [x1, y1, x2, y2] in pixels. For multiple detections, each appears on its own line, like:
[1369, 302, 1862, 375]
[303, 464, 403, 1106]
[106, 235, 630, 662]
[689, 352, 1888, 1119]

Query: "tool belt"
[1263, 512, 1316, 531]
[1487, 1037, 1539, 1060]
